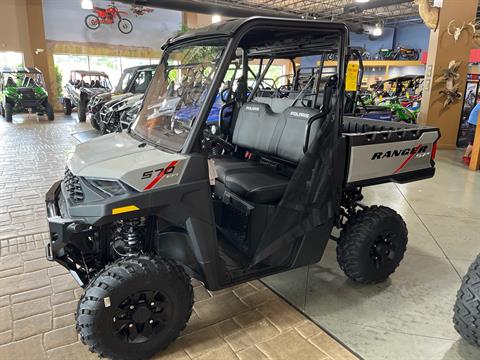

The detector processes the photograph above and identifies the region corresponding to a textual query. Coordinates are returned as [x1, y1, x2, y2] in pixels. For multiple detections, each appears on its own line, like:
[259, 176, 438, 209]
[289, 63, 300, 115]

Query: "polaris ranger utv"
[45, 17, 440, 359]
[0, 67, 54, 122]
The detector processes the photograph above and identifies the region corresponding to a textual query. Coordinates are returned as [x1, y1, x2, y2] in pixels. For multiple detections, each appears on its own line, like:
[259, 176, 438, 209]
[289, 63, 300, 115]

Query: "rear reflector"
[431, 142, 437, 160]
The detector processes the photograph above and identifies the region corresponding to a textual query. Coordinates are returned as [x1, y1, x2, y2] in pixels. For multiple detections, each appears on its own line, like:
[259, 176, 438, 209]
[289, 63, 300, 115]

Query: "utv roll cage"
[164, 17, 348, 156]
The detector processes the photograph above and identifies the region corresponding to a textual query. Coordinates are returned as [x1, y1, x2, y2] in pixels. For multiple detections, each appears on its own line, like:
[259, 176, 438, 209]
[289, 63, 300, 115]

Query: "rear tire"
[45, 102, 54, 121]
[336, 206, 408, 284]
[64, 98, 72, 115]
[453, 255, 480, 347]
[76, 255, 193, 360]
[5, 103, 13, 122]
[85, 14, 100, 30]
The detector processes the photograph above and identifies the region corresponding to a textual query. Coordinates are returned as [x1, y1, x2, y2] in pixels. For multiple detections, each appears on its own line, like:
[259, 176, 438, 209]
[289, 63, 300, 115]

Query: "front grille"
[20, 100, 42, 108]
[64, 168, 84, 202]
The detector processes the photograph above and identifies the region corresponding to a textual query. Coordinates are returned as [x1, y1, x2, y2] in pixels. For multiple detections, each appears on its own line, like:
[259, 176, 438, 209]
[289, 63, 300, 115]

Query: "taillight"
[431, 142, 437, 160]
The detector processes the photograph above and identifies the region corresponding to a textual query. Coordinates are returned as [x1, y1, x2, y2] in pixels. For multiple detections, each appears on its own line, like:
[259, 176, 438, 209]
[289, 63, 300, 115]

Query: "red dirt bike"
[85, 3, 133, 34]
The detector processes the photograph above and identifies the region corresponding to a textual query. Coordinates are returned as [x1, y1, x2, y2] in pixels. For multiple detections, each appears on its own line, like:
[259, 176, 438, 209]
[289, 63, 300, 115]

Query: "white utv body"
[45, 17, 440, 359]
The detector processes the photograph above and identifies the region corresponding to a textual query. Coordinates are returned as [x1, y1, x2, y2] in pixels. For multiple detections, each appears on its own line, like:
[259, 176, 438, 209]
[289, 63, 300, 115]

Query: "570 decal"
[142, 161, 179, 191]
[141, 165, 176, 179]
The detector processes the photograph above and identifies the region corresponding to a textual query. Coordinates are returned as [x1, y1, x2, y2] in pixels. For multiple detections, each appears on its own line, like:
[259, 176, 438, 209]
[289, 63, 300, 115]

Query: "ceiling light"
[212, 15, 222, 23]
[355, 0, 370, 3]
[81, 0, 93, 10]
[372, 26, 383, 36]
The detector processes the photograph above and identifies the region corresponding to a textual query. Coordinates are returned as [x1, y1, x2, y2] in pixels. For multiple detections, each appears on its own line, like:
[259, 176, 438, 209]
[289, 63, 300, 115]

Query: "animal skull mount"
[447, 21, 467, 42]
[434, 60, 462, 108]
[415, 0, 440, 30]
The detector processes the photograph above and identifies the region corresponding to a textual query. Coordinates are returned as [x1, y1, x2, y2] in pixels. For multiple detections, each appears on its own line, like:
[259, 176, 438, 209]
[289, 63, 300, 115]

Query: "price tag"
[345, 62, 359, 92]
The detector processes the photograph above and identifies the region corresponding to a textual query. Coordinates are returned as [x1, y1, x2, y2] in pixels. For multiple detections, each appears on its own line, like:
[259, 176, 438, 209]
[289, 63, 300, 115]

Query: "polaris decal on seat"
[289, 111, 310, 118]
[245, 106, 260, 111]
[371, 145, 428, 160]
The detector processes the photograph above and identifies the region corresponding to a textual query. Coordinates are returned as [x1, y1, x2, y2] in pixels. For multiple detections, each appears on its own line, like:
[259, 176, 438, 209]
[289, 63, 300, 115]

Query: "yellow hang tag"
[345, 62, 359, 92]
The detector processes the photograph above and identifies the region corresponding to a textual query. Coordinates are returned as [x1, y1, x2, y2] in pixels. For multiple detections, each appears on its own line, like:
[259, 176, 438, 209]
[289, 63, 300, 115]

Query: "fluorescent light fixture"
[372, 26, 383, 36]
[212, 15, 222, 23]
[81, 0, 93, 10]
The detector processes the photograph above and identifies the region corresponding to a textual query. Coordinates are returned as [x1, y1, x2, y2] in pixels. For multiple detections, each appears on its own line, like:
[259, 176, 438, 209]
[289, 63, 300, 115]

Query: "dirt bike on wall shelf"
[376, 46, 420, 61]
[85, 3, 133, 34]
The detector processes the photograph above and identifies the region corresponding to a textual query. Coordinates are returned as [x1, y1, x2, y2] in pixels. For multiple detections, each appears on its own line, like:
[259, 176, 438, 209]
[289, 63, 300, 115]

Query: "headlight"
[85, 178, 127, 196]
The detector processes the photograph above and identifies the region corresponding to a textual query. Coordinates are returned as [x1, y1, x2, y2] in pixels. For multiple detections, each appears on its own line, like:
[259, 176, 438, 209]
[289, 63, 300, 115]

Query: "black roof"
[70, 70, 109, 77]
[165, 16, 348, 50]
[123, 64, 157, 72]
[0, 66, 42, 74]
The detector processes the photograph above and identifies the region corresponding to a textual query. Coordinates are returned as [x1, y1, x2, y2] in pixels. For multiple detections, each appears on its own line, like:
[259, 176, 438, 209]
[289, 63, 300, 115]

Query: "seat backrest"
[232, 102, 321, 163]
[232, 102, 281, 154]
[275, 107, 321, 162]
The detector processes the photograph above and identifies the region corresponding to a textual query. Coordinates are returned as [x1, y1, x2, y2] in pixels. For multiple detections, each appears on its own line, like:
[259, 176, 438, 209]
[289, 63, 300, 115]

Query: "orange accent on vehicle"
[143, 160, 178, 191]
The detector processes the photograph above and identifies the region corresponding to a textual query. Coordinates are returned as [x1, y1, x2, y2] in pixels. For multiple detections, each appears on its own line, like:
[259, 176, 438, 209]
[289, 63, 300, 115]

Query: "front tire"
[64, 98, 72, 115]
[5, 102, 13, 122]
[336, 206, 408, 284]
[118, 18, 133, 34]
[78, 99, 87, 122]
[453, 255, 480, 346]
[76, 255, 193, 360]
[90, 112, 101, 130]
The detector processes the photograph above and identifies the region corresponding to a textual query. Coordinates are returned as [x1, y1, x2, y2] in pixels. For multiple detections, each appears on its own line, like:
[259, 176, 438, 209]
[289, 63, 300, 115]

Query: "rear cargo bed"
[342, 116, 441, 188]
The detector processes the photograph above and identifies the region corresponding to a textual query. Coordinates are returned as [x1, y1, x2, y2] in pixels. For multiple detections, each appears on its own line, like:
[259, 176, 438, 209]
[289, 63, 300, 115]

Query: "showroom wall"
[42, 0, 182, 49]
[0, 0, 35, 66]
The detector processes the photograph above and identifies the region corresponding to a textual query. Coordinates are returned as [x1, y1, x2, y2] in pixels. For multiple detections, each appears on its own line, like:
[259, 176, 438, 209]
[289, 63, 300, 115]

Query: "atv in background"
[88, 64, 156, 130]
[0, 67, 54, 122]
[98, 93, 143, 134]
[62, 70, 111, 122]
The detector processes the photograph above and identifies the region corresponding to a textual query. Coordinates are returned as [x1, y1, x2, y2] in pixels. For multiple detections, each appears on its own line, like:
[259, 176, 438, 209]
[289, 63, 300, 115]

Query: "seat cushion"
[224, 169, 289, 204]
[212, 157, 263, 183]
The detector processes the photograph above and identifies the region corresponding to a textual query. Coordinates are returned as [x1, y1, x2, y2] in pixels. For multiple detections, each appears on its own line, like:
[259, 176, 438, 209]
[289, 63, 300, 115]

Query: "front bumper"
[45, 180, 92, 286]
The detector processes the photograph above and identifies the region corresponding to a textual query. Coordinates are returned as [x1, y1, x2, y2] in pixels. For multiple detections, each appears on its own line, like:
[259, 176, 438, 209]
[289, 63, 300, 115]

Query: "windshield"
[3, 72, 45, 88]
[115, 69, 135, 93]
[132, 41, 226, 152]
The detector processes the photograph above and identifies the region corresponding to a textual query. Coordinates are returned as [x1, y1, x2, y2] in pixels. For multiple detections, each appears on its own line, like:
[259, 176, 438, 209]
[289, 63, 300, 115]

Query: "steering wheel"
[202, 128, 235, 153]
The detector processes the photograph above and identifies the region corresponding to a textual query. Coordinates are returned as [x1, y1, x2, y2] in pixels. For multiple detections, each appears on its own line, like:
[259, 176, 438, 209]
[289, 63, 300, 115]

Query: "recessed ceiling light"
[372, 26, 383, 36]
[212, 15, 222, 23]
[81, 0, 93, 10]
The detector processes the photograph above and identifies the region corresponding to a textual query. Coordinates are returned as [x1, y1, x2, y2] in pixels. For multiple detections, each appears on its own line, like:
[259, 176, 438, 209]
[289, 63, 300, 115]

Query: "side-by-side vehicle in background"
[88, 64, 156, 131]
[0, 67, 54, 122]
[63, 70, 112, 122]
[45, 17, 440, 359]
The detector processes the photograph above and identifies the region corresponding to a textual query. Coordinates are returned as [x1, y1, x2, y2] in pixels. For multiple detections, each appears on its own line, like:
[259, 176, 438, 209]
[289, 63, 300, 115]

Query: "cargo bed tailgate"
[343, 117, 440, 187]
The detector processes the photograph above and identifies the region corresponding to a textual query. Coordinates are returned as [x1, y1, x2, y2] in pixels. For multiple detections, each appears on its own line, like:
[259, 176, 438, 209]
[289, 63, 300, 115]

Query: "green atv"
[0, 67, 54, 122]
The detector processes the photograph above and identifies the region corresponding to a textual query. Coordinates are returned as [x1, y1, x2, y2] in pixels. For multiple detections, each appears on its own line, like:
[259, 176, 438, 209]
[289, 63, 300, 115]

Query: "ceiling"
[204, 0, 420, 25]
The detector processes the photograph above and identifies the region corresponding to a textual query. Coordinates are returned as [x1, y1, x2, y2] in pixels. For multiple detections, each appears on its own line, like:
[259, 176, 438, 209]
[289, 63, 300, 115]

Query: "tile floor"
[264, 149, 480, 359]
[0, 114, 358, 360]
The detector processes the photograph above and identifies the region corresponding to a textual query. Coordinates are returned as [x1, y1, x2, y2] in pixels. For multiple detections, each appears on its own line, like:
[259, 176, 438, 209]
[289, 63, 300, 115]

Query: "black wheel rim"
[112, 290, 172, 344]
[369, 232, 397, 270]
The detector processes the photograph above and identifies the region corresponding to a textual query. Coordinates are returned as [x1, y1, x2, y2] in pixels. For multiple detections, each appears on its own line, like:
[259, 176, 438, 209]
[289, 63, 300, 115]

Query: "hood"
[104, 92, 135, 108]
[67, 132, 186, 183]
[81, 87, 110, 97]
